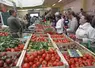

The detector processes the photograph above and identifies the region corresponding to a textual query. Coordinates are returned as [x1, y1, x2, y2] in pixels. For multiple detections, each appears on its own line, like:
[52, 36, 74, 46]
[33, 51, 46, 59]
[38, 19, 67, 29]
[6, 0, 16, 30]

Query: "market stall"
[0, 0, 95, 68]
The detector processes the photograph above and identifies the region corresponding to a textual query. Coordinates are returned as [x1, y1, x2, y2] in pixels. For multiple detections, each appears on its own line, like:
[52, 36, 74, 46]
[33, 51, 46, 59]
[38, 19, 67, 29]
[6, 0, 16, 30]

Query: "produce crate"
[61, 43, 95, 68]
[27, 35, 54, 52]
[48, 34, 69, 68]
[0, 52, 21, 68]
[57, 42, 83, 51]
[48, 34, 73, 44]
[20, 49, 66, 68]
[32, 34, 48, 38]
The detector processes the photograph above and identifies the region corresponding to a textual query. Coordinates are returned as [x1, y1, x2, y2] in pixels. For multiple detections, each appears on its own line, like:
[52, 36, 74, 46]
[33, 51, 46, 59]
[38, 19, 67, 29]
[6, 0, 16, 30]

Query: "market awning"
[0, 0, 13, 6]
[0, 0, 44, 7]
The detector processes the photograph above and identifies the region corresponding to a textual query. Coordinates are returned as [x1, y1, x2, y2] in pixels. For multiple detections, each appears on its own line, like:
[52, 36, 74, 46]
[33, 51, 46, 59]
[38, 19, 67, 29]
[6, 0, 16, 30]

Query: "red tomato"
[51, 56, 56, 61]
[22, 63, 30, 68]
[32, 64, 37, 68]
[42, 64, 47, 67]
[53, 62, 57, 66]
[41, 49, 45, 54]
[36, 62, 40, 66]
[42, 54, 46, 59]
[18, 44, 24, 49]
[14, 47, 18, 51]
[45, 56, 50, 61]
[11, 48, 15, 52]
[37, 56, 41, 60]
[57, 62, 64, 66]
[24, 57, 29, 63]
[42, 60, 47, 65]
[37, 51, 42, 55]
[49, 48, 54, 53]
[47, 62, 53, 67]
[29, 62, 33, 66]
[39, 58, 43, 63]
[28, 55, 34, 62]
[34, 58, 39, 63]
[32, 52, 37, 58]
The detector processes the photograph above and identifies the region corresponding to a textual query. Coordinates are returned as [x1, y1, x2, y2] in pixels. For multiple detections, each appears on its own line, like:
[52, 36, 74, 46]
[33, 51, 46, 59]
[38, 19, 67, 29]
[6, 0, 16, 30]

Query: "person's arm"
[82, 29, 95, 43]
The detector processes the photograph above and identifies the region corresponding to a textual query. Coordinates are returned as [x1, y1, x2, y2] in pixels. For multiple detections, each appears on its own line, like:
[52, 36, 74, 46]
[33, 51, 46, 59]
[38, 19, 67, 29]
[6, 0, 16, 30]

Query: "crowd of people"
[7, 8, 95, 48]
[44, 8, 95, 47]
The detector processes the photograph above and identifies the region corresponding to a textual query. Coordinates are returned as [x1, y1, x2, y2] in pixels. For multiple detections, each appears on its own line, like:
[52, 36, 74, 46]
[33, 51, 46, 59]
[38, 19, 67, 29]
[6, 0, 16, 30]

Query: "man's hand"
[76, 38, 83, 43]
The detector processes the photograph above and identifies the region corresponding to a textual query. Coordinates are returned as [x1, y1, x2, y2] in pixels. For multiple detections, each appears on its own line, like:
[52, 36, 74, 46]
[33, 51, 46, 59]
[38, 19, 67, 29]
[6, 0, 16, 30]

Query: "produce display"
[51, 34, 64, 38]
[50, 34, 71, 43]
[57, 43, 82, 51]
[31, 34, 48, 42]
[53, 39, 70, 43]
[0, 32, 8, 36]
[35, 24, 55, 34]
[0, 52, 20, 68]
[44, 28, 55, 34]
[0, 28, 10, 32]
[28, 42, 52, 51]
[28, 34, 53, 51]
[63, 53, 95, 68]
[1, 22, 95, 68]
[0, 36, 24, 52]
[22, 49, 64, 68]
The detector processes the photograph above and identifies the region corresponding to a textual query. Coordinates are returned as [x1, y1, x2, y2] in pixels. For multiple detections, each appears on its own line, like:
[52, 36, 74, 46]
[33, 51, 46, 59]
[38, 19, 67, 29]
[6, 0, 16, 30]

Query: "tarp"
[0, 0, 13, 6]
[0, 0, 44, 7]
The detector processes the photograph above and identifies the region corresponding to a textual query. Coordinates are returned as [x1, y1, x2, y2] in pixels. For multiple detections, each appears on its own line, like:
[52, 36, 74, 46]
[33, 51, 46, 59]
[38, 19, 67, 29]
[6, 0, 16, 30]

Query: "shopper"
[76, 14, 95, 44]
[55, 15, 64, 34]
[7, 9, 22, 38]
[63, 11, 69, 29]
[66, 11, 78, 34]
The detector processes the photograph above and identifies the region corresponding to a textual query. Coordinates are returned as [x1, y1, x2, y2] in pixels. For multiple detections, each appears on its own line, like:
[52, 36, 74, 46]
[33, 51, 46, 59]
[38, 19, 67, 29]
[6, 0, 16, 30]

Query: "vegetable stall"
[0, 23, 95, 68]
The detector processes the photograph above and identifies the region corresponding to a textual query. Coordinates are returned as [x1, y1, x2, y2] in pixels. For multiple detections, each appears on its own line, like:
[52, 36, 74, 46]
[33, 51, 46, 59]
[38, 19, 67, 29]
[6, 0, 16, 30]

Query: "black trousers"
[12, 34, 19, 38]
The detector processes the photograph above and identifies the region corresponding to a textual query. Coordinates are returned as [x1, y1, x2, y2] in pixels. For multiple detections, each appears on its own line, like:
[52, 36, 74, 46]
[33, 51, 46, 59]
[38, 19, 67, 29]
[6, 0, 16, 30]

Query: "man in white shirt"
[76, 15, 95, 44]
[55, 16, 64, 34]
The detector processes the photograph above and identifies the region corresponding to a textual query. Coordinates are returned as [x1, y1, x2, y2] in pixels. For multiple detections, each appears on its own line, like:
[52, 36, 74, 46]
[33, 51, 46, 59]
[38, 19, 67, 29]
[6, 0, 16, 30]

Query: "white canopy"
[0, 0, 44, 7]
[0, 0, 13, 6]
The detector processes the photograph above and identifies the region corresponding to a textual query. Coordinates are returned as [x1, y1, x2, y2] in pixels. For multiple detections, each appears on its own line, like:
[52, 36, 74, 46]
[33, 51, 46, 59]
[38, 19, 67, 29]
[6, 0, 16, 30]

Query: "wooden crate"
[0, 52, 21, 68]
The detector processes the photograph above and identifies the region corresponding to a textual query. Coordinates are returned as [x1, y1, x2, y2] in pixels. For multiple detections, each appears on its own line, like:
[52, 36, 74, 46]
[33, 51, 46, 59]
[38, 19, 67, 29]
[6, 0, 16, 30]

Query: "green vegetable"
[0, 35, 20, 52]
[28, 41, 52, 51]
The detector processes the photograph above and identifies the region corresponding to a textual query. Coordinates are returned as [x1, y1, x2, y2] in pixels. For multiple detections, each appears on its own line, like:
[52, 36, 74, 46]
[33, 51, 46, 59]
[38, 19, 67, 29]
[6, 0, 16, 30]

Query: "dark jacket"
[7, 16, 21, 33]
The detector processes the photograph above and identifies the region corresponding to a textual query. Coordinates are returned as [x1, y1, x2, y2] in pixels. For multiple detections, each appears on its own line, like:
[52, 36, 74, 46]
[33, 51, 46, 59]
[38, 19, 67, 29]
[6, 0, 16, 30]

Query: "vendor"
[55, 15, 64, 34]
[76, 14, 95, 44]
[7, 9, 22, 38]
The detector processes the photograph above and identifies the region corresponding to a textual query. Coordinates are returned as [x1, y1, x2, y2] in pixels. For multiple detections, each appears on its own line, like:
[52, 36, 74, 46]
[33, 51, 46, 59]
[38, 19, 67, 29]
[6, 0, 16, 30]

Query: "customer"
[66, 11, 78, 33]
[55, 15, 64, 34]
[7, 9, 22, 38]
[76, 14, 95, 44]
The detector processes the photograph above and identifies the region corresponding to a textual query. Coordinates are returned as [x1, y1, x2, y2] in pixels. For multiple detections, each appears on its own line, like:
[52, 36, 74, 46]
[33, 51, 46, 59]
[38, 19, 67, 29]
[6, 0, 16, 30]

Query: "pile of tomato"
[51, 35, 64, 38]
[35, 24, 43, 29]
[63, 53, 95, 68]
[31, 34, 48, 42]
[22, 49, 64, 68]
[53, 39, 70, 43]
[0, 32, 8, 36]
[6, 44, 24, 52]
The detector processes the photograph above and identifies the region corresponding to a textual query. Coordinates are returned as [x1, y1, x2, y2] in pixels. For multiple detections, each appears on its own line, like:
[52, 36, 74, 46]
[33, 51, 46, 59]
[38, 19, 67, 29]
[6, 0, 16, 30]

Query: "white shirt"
[67, 17, 78, 33]
[76, 23, 95, 43]
[56, 18, 64, 34]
